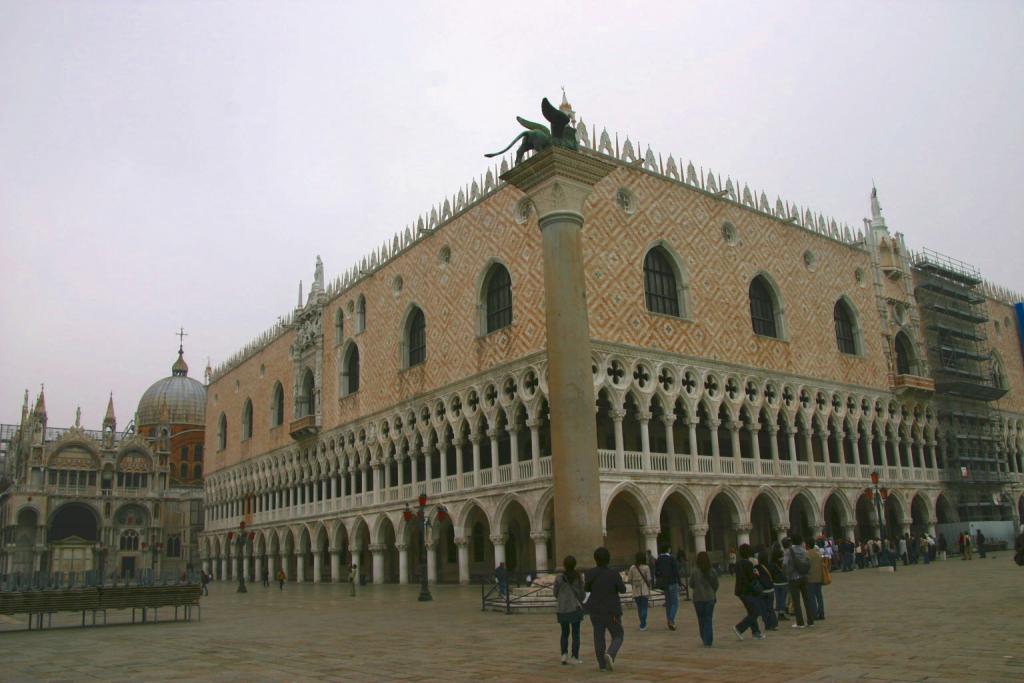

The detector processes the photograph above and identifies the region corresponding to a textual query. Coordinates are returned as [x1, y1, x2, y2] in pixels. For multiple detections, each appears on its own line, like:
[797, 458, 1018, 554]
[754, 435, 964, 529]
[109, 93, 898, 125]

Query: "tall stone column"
[503, 148, 613, 565]
[330, 549, 341, 583]
[455, 537, 470, 584]
[691, 524, 709, 553]
[531, 531, 550, 572]
[397, 544, 409, 585]
[491, 533, 508, 566]
[312, 551, 322, 584]
[371, 544, 385, 585]
[425, 542, 437, 584]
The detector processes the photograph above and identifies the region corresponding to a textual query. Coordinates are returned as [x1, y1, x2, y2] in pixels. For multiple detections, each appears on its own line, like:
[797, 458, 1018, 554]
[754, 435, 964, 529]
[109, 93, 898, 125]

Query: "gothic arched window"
[749, 275, 780, 338]
[271, 382, 284, 427]
[643, 247, 680, 317]
[356, 295, 367, 333]
[241, 398, 253, 440]
[217, 413, 227, 450]
[833, 299, 858, 354]
[483, 264, 513, 333]
[895, 332, 915, 375]
[407, 307, 426, 367]
[342, 343, 360, 395]
[300, 369, 316, 417]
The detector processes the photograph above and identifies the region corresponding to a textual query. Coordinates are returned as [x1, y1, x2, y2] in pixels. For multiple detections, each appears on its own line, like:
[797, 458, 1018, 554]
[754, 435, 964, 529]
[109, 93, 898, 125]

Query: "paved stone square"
[1, 555, 1022, 682]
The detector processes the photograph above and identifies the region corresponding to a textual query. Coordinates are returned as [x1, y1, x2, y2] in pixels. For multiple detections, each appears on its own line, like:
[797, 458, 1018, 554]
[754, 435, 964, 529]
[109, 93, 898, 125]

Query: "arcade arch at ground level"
[199, 481, 953, 583]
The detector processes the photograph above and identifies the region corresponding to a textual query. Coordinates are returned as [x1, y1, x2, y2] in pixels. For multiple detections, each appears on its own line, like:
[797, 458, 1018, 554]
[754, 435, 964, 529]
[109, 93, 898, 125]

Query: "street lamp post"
[404, 493, 447, 602]
[229, 522, 254, 593]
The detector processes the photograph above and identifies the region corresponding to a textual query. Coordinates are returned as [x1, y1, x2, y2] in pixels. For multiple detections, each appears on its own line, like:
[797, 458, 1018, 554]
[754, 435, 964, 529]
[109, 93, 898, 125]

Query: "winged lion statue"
[486, 97, 579, 164]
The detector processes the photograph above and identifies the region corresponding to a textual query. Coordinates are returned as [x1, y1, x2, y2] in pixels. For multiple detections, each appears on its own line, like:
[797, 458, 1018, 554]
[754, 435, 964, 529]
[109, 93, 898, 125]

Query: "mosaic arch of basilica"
[200, 97, 1024, 584]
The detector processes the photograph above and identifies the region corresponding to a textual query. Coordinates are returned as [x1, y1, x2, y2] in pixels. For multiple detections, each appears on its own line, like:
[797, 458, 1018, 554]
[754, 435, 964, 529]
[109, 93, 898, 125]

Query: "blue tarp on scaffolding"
[1016, 303, 1024, 364]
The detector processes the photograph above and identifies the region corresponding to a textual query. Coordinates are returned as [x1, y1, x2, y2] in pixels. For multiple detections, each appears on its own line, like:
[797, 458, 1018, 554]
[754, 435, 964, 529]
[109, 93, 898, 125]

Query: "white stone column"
[455, 537, 470, 585]
[397, 454, 405, 489]
[221, 556, 229, 581]
[639, 411, 652, 470]
[531, 532, 550, 572]
[662, 415, 676, 456]
[787, 427, 798, 462]
[454, 439, 465, 487]
[425, 445, 433, 485]
[371, 544, 385, 585]
[692, 524, 709, 553]
[360, 465, 368, 497]
[736, 524, 752, 547]
[409, 451, 418, 489]
[509, 428, 520, 481]
[268, 553, 278, 581]
[471, 434, 481, 483]
[296, 552, 305, 583]
[397, 543, 409, 585]
[611, 409, 626, 469]
[730, 422, 741, 461]
[709, 419, 721, 459]
[330, 549, 340, 583]
[440, 440, 449, 489]
[491, 534, 507, 566]
[488, 429, 500, 480]
[688, 419, 699, 456]
[527, 419, 541, 476]
[642, 526, 659, 557]
[426, 542, 437, 584]
[313, 550, 322, 584]
[850, 432, 861, 466]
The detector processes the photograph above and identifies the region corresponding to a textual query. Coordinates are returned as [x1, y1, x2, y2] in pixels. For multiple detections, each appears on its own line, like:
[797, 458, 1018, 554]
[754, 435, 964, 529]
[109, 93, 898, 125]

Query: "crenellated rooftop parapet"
[979, 280, 1024, 307]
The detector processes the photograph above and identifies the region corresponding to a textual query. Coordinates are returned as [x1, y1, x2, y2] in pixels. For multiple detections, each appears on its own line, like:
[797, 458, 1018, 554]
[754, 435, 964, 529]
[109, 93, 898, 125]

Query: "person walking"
[653, 544, 681, 630]
[783, 534, 814, 629]
[769, 545, 789, 622]
[627, 552, 653, 631]
[584, 547, 626, 672]
[732, 544, 766, 641]
[964, 532, 973, 560]
[806, 542, 825, 621]
[958, 532, 966, 559]
[688, 551, 719, 647]
[276, 568, 286, 590]
[262, 568, 270, 588]
[976, 529, 986, 559]
[553, 555, 585, 665]
[756, 550, 778, 631]
[898, 535, 909, 566]
[201, 570, 210, 596]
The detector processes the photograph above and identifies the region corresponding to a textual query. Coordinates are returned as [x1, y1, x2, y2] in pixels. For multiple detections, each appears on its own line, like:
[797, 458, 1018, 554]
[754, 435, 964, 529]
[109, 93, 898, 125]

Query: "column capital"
[641, 525, 660, 538]
[395, 543, 408, 552]
[735, 523, 753, 534]
[609, 409, 627, 421]
[501, 147, 616, 223]
[637, 411, 652, 423]
[660, 414, 676, 426]
[525, 418, 541, 429]
[530, 531, 551, 542]
[368, 543, 385, 553]
[453, 536, 469, 547]
[489, 533, 508, 546]
[690, 524, 709, 535]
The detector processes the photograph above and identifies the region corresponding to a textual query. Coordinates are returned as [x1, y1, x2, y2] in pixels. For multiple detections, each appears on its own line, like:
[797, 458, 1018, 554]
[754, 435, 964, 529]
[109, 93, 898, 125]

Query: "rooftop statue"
[486, 97, 578, 164]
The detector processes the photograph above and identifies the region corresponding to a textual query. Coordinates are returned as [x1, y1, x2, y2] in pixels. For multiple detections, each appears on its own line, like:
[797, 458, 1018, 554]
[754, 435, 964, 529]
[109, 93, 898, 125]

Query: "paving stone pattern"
[1, 556, 1021, 682]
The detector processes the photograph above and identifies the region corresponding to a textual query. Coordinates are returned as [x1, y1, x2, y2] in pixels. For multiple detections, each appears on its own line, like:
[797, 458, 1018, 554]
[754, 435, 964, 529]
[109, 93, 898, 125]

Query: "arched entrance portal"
[706, 492, 741, 568]
[788, 494, 816, 541]
[49, 503, 100, 575]
[605, 490, 646, 567]
[910, 495, 930, 537]
[499, 500, 533, 574]
[823, 492, 849, 540]
[750, 493, 781, 548]
[856, 493, 878, 541]
[658, 490, 697, 558]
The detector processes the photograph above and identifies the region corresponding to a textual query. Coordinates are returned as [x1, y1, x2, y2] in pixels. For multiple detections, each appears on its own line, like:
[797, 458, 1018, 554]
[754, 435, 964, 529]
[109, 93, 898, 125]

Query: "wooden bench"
[0, 584, 201, 631]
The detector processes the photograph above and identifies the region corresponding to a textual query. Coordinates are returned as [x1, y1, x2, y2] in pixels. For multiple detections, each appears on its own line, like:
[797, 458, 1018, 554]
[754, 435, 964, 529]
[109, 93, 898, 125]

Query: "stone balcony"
[288, 414, 321, 441]
[890, 373, 936, 397]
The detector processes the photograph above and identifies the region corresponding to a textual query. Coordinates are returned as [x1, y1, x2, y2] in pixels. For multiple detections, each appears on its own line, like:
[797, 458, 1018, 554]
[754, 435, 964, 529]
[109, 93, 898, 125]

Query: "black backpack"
[791, 549, 811, 576]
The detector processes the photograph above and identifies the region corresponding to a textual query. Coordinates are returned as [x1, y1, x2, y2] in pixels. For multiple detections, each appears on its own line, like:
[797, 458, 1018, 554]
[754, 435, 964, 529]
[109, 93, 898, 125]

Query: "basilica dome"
[136, 349, 207, 427]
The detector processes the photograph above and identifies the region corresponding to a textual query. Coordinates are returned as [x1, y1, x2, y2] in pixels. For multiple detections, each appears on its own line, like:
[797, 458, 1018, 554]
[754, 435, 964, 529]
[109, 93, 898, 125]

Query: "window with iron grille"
[408, 308, 426, 367]
[749, 277, 778, 337]
[834, 301, 857, 354]
[485, 265, 513, 332]
[643, 248, 680, 316]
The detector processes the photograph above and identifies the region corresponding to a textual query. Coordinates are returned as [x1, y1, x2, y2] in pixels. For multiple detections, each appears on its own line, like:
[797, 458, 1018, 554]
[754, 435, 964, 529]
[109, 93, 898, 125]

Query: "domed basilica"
[0, 345, 207, 580]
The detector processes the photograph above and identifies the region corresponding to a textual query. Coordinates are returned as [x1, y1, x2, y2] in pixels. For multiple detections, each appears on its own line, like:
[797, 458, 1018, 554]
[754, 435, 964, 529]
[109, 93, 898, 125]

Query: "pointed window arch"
[179, 462, 188, 479]
[833, 298, 859, 355]
[271, 382, 285, 427]
[749, 275, 781, 338]
[193, 463, 203, 479]
[406, 307, 426, 367]
[334, 308, 344, 345]
[643, 247, 681, 316]
[299, 368, 316, 417]
[241, 398, 253, 440]
[895, 331, 915, 375]
[217, 413, 227, 450]
[483, 263, 513, 333]
[342, 343, 360, 395]
[356, 295, 367, 333]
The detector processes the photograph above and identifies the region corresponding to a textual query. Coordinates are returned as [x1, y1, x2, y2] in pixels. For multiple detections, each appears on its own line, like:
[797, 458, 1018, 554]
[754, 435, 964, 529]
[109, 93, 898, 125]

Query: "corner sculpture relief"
[486, 97, 578, 164]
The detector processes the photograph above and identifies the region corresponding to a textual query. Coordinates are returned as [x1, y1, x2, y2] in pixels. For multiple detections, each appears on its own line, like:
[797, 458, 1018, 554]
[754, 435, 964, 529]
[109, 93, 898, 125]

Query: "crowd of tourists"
[547, 525, 1021, 673]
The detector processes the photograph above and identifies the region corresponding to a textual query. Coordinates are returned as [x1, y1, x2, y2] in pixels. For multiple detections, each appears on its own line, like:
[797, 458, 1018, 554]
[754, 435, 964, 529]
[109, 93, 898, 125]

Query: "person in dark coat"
[653, 544, 681, 630]
[584, 547, 626, 672]
[732, 544, 766, 640]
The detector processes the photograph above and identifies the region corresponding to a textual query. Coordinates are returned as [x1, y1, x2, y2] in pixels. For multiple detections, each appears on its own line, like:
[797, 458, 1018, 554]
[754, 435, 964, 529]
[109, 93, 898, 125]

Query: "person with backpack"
[770, 544, 789, 622]
[585, 546, 626, 672]
[653, 543, 681, 630]
[553, 555, 585, 665]
[627, 552, 653, 631]
[806, 541, 825, 621]
[688, 551, 719, 647]
[731, 544, 766, 640]
[783, 534, 814, 628]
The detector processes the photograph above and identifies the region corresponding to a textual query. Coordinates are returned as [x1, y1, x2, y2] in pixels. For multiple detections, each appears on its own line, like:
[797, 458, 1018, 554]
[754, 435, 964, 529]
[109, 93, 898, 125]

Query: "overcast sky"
[1, 1, 1022, 428]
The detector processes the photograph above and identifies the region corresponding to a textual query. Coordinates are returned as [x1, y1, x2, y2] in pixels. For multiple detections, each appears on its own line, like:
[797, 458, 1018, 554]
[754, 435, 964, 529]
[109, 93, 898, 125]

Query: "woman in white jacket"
[627, 552, 653, 631]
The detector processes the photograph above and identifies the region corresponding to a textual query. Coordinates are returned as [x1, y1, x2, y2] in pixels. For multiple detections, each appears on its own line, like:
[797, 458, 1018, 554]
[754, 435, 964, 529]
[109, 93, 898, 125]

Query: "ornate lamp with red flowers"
[404, 493, 448, 603]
